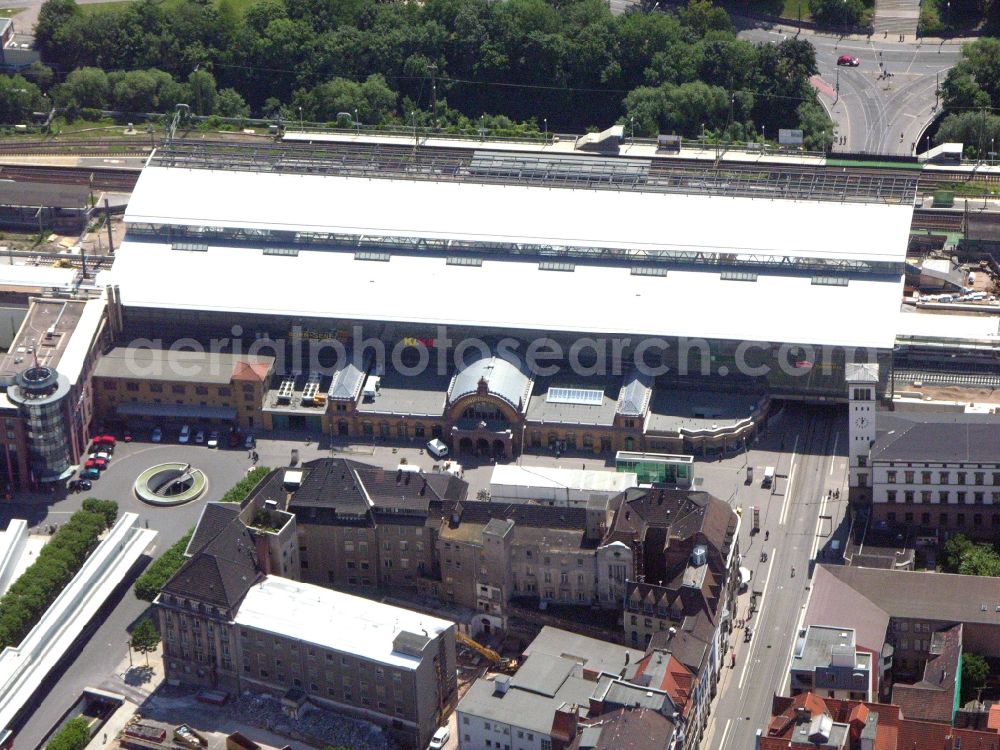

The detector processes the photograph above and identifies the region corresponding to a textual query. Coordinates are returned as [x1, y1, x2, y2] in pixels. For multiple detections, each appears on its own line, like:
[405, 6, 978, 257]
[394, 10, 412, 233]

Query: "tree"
[940, 532, 1000, 576]
[188, 68, 218, 116]
[960, 652, 990, 704]
[0, 75, 44, 125]
[81, 498, 118, 529]
[809, 0, 865, 27]
[54, 67, 109, 110]
[216, 87, 250, 117]
[798, 100, 834, 151]
[935, 111, 1000, 159]
[134, 529, 194, 602]
[35, 0, 80, 58]
[46, 717, 90, 750]
[130, 619, 160, 666]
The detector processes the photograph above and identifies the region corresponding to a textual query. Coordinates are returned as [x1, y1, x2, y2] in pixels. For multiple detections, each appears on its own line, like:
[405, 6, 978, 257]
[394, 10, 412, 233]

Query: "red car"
[123, 431, 133, 443]
[837, 54, 860, 67]
[85, 458, 108, 470]
[94, 434, 117, 447]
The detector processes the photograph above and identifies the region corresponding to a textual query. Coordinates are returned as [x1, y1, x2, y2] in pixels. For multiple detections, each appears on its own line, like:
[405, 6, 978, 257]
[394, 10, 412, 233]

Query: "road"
[703, 404, 849, 750]
[739, 28, 962, 156]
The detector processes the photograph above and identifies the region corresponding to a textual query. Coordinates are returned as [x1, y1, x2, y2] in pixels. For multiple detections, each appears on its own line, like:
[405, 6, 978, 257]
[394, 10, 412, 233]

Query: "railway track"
[911, 208, 964, 232]
[0, 164, 140, 191]
[0, 139, 156, 156]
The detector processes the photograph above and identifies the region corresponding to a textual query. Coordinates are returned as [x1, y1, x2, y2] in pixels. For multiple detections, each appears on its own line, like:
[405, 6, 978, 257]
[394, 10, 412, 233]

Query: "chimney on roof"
[396, 470, 402, 484]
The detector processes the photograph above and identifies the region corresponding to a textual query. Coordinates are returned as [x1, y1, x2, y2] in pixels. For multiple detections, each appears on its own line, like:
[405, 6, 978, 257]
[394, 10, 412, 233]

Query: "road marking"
[810, 493, 829, 560]
[828, 431, 839, 476]
[718, 718, 734, 750]
[777, 435, 799, 527]
[780, 589, 815, 694]
[737, 546, 775, 691]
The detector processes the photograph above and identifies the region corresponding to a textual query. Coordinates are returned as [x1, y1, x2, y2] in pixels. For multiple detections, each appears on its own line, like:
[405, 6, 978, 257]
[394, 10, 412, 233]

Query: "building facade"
[157, 503, 456, 750]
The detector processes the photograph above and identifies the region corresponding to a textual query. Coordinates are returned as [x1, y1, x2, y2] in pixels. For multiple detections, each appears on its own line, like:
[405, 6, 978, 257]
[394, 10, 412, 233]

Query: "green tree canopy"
[130, 619, 161, 665]
[960, 652, 990, 704]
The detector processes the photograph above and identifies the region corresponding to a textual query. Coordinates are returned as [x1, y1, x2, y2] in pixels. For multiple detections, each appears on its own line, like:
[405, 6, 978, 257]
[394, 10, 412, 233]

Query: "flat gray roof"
[356, 367, 449, 418]
[94, 347, 274, 385]
[646, 390, 764, 434]
[526, 378, 619, 427]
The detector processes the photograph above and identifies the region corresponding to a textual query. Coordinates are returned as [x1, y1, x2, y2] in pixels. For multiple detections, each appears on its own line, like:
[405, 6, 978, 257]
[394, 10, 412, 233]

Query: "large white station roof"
[102, 241, 904, 349]
[234, 576, 453, 670]
[125, 166, 913, 265]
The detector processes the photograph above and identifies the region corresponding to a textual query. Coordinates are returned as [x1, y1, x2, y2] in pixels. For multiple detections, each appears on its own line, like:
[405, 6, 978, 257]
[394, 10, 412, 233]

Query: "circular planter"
[134, 462, 208, 506]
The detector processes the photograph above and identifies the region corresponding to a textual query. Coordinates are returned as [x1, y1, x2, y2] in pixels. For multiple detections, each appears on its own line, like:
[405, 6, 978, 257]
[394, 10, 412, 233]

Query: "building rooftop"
[895, 309, 1000, 345]
[356, 365, 449, 418]
[102, 241, 906, 350]
[891, 624, 962, 724]
[449, 355, 533, 412]
[871, 412, 1000, 463]
[489, 465, 637, 495]
[0, 297, 104, 387]
[526, 377, 620, 427]
[805, 566, 891, 655]
[93, 346, 274, 385]
[0, 180, 89, 209]
[646, 389, 764, 435]
[816, 564, 1000, 629]
[125, 163, 912, 267]
[523, 626, 644, 679]
[234, 575, 453, 670]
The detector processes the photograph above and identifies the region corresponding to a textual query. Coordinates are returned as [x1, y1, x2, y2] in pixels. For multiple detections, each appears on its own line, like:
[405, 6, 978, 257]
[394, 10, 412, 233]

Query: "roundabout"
[134, 462, 208, 506]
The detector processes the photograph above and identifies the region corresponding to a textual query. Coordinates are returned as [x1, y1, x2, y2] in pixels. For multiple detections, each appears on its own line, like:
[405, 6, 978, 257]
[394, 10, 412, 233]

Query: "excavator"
[456, 630, 518, 674]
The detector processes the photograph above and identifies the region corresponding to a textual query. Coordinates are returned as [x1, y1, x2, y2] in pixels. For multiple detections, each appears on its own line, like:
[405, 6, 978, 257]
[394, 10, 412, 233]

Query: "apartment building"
[789, 626, 876, 702]
[456, 627, 686, 750]
[607, 487, 741, 750]
[156, 503, 457, 750]
[806, 565, 1000, 720]
[761, 691, 1000, 750]
[253, 457, 467, 591]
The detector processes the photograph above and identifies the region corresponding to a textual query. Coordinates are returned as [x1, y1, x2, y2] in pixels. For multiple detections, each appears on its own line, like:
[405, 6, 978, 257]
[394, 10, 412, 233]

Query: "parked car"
[94, 434, 117, 449]
[123, 430, 133, 443]
[85, 458, 108, 470]
[179, 424, 191, 444]
[427, 727, 450, 750]
[89, 451, 112, 462]
[244, 434, 255, 449]
[207, 431, 219, 449]
[79, 467, 101, 480]
[837, 54, 860, 66]
[228, 431, 242, 448]
[67, 478, 92, 492]
[195, 430, 205, 444]
[151, 426, 163, 443]
[426, 438, 449, 459]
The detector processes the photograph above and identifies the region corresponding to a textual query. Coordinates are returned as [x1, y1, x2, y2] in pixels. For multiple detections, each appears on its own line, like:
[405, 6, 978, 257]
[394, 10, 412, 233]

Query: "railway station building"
[92, 134, 917, 455]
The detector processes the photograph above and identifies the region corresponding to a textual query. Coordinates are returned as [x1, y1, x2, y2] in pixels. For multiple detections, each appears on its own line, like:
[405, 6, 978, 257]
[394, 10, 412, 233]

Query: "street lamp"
[543, 117, 547, 141]
[629, 116, 634, 141]
[298, 106, 303, 130]
[354, 109, 359, 134]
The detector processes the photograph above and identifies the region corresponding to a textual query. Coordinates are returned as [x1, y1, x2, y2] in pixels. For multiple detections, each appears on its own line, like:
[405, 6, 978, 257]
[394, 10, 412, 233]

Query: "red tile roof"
[231, 360, 271, 382]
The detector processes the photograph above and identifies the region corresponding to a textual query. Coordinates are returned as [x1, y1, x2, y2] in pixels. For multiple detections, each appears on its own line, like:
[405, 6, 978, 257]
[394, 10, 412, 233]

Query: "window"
[887, 471, 897, 484]
[975, 492, 984, 504]
[150, 383, 163, 393]
[921, 491, 931, 503]
[887, 490, 897, 503]
[922, 471, 932, 484]
[957, 491, 967, 504]
[939, 491, 949, 503]
[904, 471, 914, 484]
[126, 382, 139, 392]
[957, 472, 967, 484]
[904, 490, 914, 503]
[921, 512, 930, 524]
[974, 472, 985, 485]
[172, 385, 185, 395]
[939, 472, 949, 484]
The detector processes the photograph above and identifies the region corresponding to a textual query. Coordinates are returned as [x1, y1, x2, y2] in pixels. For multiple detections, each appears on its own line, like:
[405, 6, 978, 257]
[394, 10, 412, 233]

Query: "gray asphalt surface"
[738, 28, 962, 155]
[703, 404, 850, 750]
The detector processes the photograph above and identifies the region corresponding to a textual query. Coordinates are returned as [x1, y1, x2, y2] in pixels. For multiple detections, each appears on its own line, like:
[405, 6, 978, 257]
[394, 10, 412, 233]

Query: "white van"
[426, 438, 449, 458]
[762, 466, 775, 488]
[178, 424, 191, 444]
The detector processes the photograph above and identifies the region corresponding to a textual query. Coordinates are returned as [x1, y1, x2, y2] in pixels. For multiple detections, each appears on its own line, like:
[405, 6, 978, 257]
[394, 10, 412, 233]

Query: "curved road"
[740, 28, 963, 156]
